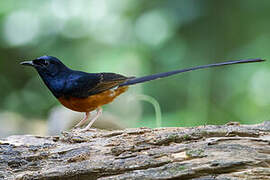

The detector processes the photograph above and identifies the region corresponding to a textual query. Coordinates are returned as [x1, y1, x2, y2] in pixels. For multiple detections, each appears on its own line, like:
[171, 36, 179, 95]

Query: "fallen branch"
[1, 121, 270, 180]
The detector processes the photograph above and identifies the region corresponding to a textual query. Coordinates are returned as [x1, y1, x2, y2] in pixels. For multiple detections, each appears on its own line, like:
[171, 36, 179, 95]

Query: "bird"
[20, 56, 264, 131]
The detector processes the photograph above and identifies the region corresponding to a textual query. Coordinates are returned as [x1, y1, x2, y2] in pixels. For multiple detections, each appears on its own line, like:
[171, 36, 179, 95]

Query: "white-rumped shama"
[20, 56, 264, 131]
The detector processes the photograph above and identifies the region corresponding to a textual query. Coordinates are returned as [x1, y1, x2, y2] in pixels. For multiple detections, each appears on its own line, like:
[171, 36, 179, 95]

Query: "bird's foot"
[81, 128, 97, 132]
[70, 127, 97, 133]
[71, 108, 102, 132]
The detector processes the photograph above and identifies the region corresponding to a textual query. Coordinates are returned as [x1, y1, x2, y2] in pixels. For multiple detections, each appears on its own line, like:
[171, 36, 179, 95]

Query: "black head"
[20, 56, 68, 77]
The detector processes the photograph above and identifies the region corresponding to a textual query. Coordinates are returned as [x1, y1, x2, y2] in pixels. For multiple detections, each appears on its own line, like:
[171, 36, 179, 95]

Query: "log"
[0, 121, 270, 180]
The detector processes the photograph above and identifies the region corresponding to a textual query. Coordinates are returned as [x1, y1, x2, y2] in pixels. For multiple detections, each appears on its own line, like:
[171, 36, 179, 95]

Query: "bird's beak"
[20, 61, 34, 67]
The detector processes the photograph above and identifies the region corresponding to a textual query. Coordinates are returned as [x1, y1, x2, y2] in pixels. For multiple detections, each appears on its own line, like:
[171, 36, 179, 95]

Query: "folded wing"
[63, 72, 131, 98]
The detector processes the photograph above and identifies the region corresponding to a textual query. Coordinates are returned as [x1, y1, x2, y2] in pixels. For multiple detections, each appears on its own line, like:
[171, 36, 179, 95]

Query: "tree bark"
[1, 121, 270, 180]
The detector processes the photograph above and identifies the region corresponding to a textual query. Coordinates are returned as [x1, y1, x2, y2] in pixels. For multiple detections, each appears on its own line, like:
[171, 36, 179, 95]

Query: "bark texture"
[0, 121, 270, 180]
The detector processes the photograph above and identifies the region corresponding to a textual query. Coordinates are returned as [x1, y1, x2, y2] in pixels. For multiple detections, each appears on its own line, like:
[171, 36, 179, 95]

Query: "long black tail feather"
[120, 58, 265, 86]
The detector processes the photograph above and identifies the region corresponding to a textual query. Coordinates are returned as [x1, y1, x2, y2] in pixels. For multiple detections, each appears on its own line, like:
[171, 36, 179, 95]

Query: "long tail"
[120, 58, 265, 86]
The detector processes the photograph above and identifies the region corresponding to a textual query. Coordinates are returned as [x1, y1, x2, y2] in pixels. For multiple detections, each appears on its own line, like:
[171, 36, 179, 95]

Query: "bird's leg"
[81, 107, 102, 131]
[75, 112, 90, 128]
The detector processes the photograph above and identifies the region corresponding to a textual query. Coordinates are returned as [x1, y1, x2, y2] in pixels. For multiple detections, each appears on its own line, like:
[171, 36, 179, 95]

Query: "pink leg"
[75, 112, 90, 128]
[81, 107, 102, 131]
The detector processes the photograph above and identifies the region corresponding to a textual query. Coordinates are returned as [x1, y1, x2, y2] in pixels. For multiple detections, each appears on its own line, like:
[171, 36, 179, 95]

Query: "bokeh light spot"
[88, 0, 109, 22]
[135, 10, 172, 46]
[250, 69, 270, 106]
[3, 11, 40, 46]
[89, 15, 132, 44]
[51, 0, 84, 19]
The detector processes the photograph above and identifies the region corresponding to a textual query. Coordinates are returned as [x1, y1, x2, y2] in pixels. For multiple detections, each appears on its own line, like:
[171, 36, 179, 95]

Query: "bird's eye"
[33, 59, 49, 67]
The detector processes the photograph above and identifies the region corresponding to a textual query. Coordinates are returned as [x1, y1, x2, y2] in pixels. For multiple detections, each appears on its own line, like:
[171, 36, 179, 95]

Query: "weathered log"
[0, 121, 270, 180]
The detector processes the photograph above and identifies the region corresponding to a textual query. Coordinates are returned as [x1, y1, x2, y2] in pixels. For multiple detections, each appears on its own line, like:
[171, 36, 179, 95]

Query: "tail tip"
[248, 58, 266, 62]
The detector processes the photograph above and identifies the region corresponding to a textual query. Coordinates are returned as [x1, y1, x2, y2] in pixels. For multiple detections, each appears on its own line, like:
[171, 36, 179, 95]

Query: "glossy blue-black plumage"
[28, 56, 129, 98]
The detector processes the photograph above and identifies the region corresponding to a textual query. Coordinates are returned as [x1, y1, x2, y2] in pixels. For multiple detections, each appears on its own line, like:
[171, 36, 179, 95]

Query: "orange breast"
[58, 86, 129, 112]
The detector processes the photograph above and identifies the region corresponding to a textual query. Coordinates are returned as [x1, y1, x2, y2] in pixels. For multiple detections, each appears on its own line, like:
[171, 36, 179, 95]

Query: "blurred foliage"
[0, 0, 269, 130]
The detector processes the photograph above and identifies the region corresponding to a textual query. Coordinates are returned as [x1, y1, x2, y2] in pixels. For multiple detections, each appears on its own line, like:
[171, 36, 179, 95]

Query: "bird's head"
[20, 56, 68, 76]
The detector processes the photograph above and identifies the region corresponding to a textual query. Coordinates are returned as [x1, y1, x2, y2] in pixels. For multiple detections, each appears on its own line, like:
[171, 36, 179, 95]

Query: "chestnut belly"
[58, 86, 129, 112]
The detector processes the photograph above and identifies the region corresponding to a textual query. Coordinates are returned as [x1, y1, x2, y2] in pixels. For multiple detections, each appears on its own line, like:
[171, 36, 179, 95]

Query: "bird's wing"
[64, 72, 130, 98]
[87, 73, 130, 95]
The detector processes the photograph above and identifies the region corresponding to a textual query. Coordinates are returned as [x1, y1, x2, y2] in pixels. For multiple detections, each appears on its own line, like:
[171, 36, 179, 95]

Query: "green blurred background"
[0, 0, 269, 137]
